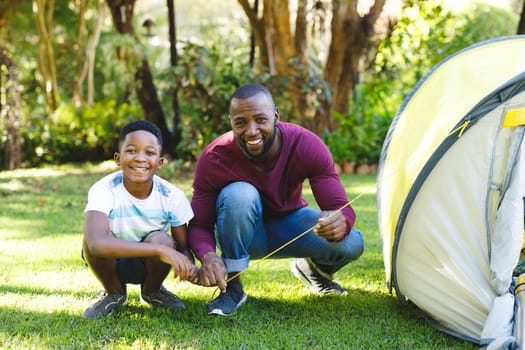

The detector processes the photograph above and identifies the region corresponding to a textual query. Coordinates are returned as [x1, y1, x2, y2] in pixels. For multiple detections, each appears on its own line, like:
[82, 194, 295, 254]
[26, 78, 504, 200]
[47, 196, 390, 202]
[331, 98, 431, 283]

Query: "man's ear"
[275, 106, 280, 121]
[114, 152, 121, 166]
[158, 157, 164, 169]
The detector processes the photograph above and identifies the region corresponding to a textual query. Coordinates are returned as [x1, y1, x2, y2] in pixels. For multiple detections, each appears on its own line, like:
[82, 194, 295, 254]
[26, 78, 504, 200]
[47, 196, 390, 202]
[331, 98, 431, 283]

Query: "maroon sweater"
[188, 122, 356, 260]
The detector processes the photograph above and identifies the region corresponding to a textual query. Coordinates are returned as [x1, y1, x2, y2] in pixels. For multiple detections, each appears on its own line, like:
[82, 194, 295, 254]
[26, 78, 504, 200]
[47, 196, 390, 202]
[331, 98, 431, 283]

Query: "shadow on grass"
[0, 284, 94, 299]
[0, 284, 476, 349]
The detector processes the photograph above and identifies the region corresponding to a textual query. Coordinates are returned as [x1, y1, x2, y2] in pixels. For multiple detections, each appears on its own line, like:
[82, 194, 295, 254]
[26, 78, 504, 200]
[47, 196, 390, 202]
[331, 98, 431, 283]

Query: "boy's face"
[114, 130, 163, 186]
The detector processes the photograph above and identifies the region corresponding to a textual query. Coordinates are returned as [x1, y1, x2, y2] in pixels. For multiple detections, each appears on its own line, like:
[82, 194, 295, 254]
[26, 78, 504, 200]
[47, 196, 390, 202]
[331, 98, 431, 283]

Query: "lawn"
[0, 162, 476, 349]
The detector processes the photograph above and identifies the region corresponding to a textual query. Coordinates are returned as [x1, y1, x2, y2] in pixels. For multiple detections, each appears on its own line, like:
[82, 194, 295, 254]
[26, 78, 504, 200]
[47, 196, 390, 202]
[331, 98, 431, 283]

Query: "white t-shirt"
[84, 170, 194, 242]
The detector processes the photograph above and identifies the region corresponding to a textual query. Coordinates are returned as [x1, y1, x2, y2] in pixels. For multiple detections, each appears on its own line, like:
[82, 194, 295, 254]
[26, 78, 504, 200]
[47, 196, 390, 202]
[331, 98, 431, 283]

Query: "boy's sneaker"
[208, 280, 247, 316]
[83, 291, 128, 319]
[291, 258, 348, 295]
[141, 285, 185, 311]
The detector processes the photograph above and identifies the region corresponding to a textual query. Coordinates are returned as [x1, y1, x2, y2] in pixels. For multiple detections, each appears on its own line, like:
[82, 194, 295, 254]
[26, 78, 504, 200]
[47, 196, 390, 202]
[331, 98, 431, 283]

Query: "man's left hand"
[313, 210, 347, 242]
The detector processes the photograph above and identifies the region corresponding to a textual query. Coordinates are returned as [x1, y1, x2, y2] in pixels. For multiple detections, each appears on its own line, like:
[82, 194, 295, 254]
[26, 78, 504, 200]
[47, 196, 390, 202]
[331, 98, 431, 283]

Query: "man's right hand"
[196, 251, 227, 292]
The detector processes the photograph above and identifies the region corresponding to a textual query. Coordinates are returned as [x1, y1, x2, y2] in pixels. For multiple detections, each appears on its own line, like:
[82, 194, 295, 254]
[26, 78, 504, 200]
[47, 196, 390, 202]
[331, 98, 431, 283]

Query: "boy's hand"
[180, 248, 195, 265]
[159, 246, 198, 281]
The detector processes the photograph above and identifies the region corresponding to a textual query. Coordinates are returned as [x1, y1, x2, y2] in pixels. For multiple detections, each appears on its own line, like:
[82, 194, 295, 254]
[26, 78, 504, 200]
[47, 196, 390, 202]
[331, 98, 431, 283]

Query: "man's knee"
[218, 182, 260, 208]
[344, 228, 365, 259]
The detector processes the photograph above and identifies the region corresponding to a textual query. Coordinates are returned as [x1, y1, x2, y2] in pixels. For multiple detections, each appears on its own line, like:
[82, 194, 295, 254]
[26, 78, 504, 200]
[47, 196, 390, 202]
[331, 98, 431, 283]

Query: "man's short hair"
[231, 84, 274, 103]
[119, 120, 163, 149]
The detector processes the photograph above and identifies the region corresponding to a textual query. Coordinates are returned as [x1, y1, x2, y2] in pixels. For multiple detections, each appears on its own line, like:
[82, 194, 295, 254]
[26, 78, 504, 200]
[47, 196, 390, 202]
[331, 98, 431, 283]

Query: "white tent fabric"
[394, 91, 525, 341]
[379, 37, 525, 287]
[377, 36, 525, 347]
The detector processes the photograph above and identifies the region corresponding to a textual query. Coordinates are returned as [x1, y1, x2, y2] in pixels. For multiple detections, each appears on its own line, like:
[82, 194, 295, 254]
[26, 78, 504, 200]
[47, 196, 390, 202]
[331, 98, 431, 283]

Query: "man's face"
[229, 93, 279, 160]
[114, 130, 163, 186]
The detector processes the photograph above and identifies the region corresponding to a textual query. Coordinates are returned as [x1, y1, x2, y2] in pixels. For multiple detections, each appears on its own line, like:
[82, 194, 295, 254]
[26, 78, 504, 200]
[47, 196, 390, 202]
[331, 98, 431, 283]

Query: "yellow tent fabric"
[378, 36, 525, 288]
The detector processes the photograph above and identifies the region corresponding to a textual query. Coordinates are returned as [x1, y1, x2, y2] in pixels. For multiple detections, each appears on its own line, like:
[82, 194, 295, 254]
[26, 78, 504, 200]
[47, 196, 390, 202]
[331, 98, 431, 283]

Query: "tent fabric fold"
[377, 35, 525, 345]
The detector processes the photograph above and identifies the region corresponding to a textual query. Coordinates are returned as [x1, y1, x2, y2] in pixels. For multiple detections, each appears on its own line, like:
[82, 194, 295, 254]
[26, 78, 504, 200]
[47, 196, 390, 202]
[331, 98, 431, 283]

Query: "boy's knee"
[143, 231, 174, 248]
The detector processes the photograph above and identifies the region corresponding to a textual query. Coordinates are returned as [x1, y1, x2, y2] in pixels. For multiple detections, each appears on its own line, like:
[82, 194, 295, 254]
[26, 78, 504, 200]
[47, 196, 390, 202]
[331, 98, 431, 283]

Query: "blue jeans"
[215, 182, 364, 275]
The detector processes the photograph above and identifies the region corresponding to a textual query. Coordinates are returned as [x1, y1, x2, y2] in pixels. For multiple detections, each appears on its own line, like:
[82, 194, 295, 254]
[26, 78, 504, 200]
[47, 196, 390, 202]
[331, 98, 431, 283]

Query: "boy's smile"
[114, 130, 163, 198]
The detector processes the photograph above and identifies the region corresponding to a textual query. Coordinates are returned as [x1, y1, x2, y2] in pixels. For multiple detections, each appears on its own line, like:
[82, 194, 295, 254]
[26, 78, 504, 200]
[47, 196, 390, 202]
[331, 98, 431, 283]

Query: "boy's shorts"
[82, 231, 164, 285]
[81, 250, 147, 285]
[115, 257, 147, 284]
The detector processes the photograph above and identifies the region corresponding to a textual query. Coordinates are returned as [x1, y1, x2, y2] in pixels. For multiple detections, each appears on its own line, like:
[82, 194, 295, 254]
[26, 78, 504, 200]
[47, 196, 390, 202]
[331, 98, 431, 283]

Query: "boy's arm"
[171, 224, 194, 263]
[84, 210, 195, 280]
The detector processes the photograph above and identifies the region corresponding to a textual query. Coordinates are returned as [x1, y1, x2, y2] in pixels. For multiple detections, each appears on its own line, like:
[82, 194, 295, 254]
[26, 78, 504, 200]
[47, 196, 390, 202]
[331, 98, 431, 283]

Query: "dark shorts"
[115, 257, 147, 285]
[81, 233, 158, 285]
[81, 250, 147, 285]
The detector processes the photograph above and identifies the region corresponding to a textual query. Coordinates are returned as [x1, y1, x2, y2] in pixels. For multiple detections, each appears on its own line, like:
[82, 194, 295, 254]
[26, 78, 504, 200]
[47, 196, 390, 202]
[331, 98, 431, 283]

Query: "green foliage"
[99, 33, 145, 101]
[326, 83, 392, 166]
[325, 0, 519, 166]
[0, 0, 521, 170]
[20, 100, 142, 165]
[377, 0, 517, 86]
[172, 41, 255, 160]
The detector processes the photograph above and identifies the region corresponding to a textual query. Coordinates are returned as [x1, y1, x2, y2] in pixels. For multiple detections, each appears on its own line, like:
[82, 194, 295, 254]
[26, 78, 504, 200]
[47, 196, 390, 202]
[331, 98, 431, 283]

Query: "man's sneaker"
[83, 291, 128, 319]
[141, 285, 185, 311]
[290, 258, 348, 295]
[208, 280, 247, 316]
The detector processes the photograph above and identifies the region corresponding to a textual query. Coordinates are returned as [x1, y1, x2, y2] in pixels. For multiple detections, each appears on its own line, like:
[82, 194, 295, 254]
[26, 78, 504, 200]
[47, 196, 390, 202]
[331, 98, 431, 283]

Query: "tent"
[376, 35, 525, 347]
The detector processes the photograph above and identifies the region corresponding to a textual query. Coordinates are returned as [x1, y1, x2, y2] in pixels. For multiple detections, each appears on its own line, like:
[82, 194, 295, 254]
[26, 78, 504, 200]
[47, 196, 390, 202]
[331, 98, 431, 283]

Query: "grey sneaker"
[83, 291, 128, 319]
[208, 280, 247, 316]
[141, 285, 185, 311]
[290, 258, 348, 295]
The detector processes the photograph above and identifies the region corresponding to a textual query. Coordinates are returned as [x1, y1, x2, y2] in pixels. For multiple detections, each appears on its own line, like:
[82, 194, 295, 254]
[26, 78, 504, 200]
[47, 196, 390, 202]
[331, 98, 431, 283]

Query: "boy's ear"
[158, 157, 164, 168]
[114, 152, 121, 165]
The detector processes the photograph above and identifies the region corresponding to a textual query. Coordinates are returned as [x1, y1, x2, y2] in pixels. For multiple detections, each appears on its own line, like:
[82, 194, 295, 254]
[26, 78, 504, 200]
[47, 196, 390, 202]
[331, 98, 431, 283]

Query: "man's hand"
[195, 251, 227, 292]
[313, 210, 347, 242]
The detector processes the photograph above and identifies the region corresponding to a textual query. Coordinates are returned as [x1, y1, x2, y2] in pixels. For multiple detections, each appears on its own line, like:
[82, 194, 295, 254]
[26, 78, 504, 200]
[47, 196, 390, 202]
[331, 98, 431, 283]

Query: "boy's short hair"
[119, 120, 163, 150]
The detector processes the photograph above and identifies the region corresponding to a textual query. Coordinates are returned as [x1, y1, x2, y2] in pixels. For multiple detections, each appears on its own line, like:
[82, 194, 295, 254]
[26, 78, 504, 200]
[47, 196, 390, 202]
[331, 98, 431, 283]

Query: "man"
[82, 120, 197, 319]
[189, 84, 364, 316]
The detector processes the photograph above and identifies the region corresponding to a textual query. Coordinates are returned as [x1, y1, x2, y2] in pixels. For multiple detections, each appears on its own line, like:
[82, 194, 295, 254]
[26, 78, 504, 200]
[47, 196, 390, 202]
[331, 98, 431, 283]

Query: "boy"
[82, 120, 197, 319]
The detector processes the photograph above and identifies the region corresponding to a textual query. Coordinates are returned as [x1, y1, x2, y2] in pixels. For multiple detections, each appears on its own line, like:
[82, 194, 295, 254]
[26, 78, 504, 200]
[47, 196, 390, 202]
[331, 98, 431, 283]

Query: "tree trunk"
[239, 0, 307, 124]
[166, 0, 182, 152]
[73, 0, 105, 107]
[249, 0, 259, 67]
[518, 0, 525, 34]
[105, 0, 174, 157]
[291, 0, 309, 126]
[32, 0, 59, 114]
[0, 46, 22, 170]
[87, 0, 106, 106]
[72, 0, 88, 107]
[315, 0, 388, 133]
[239, 0, 397, 135]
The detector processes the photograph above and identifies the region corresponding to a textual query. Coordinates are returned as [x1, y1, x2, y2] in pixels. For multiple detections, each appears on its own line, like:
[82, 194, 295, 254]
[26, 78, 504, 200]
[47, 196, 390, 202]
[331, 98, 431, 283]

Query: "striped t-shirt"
[84, 170, 194, 242]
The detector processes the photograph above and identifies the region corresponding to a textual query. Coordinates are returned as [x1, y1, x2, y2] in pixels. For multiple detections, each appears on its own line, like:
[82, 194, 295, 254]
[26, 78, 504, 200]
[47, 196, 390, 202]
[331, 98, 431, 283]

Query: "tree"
[0, 1, 23, 169]
[0, 46, 21, 170]
[518, 0, 525, 34]
[72, 0, 106, 107]
[32, 0, 59, 114]
[166, 0, 182, 153]
[237, 0, 403, 134]
[105, 0, 175, 158]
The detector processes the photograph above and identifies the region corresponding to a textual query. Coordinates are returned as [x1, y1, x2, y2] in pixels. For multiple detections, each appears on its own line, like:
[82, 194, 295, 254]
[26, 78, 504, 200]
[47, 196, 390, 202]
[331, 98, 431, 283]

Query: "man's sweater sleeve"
[188, 158, 219, 260]
[304, 133, 356, 232]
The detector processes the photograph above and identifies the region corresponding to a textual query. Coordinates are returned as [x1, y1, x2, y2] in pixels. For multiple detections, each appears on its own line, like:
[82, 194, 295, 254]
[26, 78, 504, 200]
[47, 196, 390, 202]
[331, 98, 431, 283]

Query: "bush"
[172, 41, 257, 160]
[324, 0, 519, 167]
[20, 100, 142, 166]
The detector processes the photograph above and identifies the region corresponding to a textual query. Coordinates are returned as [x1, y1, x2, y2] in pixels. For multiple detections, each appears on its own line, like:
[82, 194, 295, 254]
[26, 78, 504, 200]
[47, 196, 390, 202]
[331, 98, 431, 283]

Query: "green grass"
[0, 162, 475, 349]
